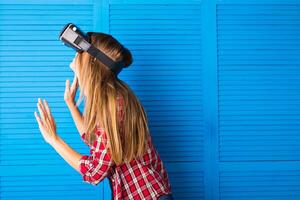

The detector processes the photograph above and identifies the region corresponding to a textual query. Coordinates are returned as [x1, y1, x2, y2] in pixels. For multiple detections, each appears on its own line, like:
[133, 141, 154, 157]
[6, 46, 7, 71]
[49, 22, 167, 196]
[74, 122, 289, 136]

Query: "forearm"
[67, 103, 85, 136]
[49, 136, 82, 173]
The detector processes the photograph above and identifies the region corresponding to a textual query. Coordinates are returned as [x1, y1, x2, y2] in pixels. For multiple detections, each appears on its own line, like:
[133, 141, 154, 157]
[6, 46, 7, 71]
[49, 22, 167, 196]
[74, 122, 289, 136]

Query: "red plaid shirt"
[79, 94, 172, 199]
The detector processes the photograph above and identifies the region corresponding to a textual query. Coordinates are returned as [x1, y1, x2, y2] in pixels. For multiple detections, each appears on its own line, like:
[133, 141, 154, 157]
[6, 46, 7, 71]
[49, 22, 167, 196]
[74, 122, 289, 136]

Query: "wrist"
[49, 135, 60, 146]
[66, 101, 76, 109]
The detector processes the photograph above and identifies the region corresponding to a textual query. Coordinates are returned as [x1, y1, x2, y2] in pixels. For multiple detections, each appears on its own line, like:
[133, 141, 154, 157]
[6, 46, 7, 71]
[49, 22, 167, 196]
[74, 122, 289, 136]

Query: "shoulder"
[94, 126, 108, 142]
[87, 126, 109, 150]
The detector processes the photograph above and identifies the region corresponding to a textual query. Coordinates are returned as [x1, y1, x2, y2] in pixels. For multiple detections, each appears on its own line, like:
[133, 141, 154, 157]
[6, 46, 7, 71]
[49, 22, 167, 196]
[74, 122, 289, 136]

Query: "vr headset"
[59, 23, 126, 76]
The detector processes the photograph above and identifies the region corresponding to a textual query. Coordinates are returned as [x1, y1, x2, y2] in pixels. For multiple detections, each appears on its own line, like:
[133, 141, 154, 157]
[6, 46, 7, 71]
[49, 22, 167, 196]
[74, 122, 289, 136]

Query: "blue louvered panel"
[220, 170, 300, 199]
[0, 2, 104, 200]
[217, 3, 300, 200]
[109, 3, 204, 199]
[217, 4, 300, 162]
[219, 163, 300, 199]
[0, 174, 98, 200]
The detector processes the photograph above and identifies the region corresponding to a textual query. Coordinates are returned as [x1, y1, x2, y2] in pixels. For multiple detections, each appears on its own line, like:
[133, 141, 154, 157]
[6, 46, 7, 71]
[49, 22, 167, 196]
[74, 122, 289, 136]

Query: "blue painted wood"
[1, 0, 300, 200]
[0, 1, 104, 200]
[217, 2, 300, 200]
[106, 1, 204, 199]
[202, 0, 219, 199]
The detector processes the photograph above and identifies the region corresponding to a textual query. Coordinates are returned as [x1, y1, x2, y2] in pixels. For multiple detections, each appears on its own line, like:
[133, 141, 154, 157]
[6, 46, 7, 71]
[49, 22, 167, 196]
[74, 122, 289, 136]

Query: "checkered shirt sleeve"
[79, 131, 114, 186]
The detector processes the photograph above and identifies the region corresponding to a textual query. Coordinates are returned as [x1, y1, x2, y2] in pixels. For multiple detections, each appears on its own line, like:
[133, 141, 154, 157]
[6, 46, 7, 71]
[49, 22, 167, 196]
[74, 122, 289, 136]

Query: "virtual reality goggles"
[59, 23, 126, 76]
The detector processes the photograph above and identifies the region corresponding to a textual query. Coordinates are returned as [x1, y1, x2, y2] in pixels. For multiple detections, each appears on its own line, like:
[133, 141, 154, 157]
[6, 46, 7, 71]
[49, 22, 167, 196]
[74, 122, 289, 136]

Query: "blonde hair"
[74, 32, 150, 166]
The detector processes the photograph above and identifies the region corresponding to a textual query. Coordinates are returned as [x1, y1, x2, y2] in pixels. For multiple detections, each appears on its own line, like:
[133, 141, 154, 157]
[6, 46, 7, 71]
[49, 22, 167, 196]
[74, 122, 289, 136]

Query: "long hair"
[74, 32, 150, 166]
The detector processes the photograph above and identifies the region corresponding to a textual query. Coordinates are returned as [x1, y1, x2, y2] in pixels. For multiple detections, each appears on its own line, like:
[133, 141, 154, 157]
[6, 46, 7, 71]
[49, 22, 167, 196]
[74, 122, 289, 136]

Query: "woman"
[34, 32, 174, 200]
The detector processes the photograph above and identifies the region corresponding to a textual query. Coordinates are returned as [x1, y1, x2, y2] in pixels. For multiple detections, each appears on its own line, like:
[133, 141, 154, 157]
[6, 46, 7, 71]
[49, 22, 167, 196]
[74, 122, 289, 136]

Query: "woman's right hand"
[64, 74, 78, 107]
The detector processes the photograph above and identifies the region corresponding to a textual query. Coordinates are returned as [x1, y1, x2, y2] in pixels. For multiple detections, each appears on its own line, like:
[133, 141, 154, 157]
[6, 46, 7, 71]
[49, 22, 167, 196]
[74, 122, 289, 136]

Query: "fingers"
[65, 79, 70, 93]
[43, 99, 52, 118]
[34, 111, 43, 127]
[36, 98, 56, 131]
[37, 98, 47, 121]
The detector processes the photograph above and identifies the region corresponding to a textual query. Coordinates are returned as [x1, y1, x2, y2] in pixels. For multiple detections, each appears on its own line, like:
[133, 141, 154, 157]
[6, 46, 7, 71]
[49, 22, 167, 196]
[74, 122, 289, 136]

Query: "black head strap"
[86, 32, 125, 76]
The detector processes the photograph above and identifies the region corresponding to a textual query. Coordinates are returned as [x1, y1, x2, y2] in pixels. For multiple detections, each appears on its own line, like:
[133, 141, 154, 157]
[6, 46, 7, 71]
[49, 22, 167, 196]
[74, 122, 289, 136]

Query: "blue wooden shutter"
[0, 1, 106, 199]
[2, 0, 299, 200]
[103, 0, 204, 199]
[217, 2, 300, 199]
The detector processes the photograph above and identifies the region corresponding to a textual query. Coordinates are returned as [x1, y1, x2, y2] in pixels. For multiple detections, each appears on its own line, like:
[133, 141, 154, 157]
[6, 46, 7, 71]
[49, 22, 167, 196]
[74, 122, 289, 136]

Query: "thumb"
[65, 79, 70, 92]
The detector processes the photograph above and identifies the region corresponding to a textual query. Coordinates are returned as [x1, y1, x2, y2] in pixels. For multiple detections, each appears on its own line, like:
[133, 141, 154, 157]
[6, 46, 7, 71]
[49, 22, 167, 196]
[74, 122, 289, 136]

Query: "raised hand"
[64, 74, 78, 107]
[34, 98, 58, 144]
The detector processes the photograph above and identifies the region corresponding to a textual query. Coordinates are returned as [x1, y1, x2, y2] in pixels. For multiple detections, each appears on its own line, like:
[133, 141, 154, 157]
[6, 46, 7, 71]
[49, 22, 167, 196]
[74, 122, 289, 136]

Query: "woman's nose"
[70, 60, 75, 71]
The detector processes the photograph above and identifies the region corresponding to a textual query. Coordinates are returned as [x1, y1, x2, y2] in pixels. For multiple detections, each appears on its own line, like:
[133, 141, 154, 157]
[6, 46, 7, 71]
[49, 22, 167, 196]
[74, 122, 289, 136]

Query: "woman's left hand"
[34, 98, 58, 145]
